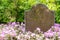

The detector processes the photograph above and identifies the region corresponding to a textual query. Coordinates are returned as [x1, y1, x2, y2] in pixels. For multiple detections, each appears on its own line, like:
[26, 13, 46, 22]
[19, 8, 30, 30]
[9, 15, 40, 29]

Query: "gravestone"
[25, 4, 55, 32]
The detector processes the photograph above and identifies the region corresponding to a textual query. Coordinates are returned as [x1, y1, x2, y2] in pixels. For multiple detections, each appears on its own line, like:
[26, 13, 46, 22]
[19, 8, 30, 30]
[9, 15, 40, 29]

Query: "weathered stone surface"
[25, 4, 55, 32]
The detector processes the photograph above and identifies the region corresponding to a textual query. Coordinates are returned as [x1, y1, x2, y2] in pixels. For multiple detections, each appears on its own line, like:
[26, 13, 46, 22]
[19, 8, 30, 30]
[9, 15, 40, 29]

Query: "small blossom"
[44, 32, 54, 38]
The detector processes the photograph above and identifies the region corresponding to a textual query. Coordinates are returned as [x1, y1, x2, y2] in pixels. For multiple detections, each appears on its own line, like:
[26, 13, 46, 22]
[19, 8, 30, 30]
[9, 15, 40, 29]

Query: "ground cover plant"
[0, 22, 60, 40]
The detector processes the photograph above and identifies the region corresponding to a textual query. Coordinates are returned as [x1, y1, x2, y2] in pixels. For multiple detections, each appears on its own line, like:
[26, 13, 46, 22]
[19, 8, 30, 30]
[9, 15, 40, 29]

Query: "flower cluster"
[0, 22, 60, 40]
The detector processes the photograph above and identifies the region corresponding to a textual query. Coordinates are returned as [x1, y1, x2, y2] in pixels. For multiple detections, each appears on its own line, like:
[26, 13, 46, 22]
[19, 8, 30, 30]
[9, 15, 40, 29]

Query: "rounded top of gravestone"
[32, 4, 48, 9]
[25, 4, 55, 32]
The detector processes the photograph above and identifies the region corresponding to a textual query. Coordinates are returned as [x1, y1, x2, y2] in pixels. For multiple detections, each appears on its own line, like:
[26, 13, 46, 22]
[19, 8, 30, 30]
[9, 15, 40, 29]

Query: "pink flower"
[44, 32, 54, 38]
[54, 23, 60, 27]
[0, 37, 4, 40]
[11, 22, 16, 26]
[47, 28, 53, 32]
[54, 27, 60, 32]
[57, 32, 60, 37]
[0, 33, 6, 40]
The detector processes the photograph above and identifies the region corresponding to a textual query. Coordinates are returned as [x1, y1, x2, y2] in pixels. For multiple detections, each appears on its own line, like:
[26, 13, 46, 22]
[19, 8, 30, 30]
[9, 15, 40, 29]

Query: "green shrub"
[0, 0, 60, 23]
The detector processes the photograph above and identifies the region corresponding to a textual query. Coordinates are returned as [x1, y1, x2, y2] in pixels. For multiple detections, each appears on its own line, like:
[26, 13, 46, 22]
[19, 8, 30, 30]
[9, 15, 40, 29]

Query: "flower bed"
[0, 22, 60, 40]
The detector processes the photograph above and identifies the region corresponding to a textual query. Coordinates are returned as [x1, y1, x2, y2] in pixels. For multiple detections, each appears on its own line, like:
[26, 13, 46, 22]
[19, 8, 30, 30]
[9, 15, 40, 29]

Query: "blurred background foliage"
[0, 0, 60, 23]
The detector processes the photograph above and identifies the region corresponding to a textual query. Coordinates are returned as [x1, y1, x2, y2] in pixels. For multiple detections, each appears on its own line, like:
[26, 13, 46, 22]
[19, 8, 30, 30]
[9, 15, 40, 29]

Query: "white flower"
[35, 34, 40, 38]
[31, 33, 36, 37]
[24, 34, 30, 39]
[45, 38, 50, 40]
[36, 27, 41, 32]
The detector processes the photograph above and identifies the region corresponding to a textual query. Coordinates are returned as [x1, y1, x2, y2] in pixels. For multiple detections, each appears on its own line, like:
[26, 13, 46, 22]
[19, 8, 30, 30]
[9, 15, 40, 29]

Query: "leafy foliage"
[0, 0, 60, 23]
